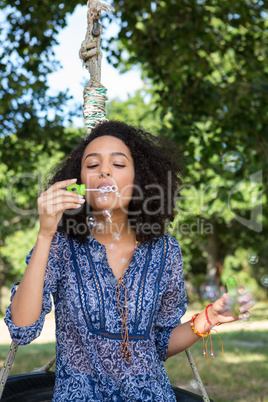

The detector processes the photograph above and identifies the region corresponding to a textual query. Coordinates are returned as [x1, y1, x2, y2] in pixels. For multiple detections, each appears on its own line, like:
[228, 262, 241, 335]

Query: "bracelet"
[190, 313, 210, 337]
[205, 303, 221, 326]
[205, 303, 213, 325]
[190, 310, 224, 364]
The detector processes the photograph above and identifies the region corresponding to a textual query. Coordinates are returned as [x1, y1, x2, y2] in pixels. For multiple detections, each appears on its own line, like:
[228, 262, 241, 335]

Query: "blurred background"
[0, 1, 267, 401]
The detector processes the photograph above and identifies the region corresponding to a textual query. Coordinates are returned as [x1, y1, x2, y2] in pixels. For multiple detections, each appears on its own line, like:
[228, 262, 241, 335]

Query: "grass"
[0, 302, 267, 401]
[165, 329, 268, 402]
[0, 343, 56, 375]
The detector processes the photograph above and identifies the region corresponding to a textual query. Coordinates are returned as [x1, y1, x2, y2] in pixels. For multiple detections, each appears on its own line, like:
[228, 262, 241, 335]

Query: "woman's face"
[80, 136, 135, 213]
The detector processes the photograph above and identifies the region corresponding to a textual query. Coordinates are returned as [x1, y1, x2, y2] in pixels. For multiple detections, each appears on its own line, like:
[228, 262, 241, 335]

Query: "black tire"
[172, 385, 211, 401]
[2, 372, 210, 401]
[1, 372, 55, 402]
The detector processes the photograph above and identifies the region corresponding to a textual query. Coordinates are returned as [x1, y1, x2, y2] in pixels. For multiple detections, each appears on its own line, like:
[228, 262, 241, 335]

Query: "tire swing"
[0, 1, 212, 401]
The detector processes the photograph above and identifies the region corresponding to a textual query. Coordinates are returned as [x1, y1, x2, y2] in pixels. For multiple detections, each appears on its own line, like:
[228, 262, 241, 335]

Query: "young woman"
[5, 121, 254, 401]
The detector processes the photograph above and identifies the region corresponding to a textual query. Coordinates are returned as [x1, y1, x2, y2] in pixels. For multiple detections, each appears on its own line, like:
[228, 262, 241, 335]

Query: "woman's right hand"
[37, 179, 85, 238]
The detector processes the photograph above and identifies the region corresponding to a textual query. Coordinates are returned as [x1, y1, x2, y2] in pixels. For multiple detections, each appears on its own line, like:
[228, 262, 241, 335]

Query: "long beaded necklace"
[114, 240, 139, 363]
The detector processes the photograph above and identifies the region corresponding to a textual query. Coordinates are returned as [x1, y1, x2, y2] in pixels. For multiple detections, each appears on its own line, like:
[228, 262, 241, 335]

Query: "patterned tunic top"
[5, 231, 187, 401]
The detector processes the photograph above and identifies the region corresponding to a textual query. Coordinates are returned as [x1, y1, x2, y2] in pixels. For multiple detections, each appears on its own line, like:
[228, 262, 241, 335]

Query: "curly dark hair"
[48, 120, 183, 243]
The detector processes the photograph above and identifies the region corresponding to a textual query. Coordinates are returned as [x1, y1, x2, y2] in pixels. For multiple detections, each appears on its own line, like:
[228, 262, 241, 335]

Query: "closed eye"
[87, 164, 99, 169]
[113, 164, 125, 168]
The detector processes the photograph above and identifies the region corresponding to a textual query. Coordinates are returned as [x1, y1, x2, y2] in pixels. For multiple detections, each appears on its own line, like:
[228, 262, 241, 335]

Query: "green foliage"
[1, 224, 39, 279]
[0, 127, 84, 303]
[0, 0, 84, 137]
[109, 0, 268, 291]
[107, 89, 162, 134]
[1, 0, 267, 301]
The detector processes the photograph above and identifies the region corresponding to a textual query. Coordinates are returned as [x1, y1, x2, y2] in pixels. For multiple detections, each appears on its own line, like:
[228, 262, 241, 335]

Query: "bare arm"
[166, 291, 254, 359]
[10, 234, 53, 327]
[10, 178, 85, 327]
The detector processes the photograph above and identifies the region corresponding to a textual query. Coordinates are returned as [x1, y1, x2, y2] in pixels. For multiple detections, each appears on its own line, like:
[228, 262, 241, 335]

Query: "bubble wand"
[226, 277, 239, 315]
[67, 183, 118, 195]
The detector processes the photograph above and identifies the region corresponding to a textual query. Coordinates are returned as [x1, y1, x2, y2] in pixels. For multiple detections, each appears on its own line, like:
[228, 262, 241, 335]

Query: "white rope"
[0, 341, 19, 399]
[185, 348, 211, 401]
[83, 85, 108, 134]
[79, 1, 114, 135]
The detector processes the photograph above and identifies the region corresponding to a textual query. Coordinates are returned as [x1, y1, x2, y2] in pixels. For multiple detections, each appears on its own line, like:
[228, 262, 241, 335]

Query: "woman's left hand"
[209, 288, 255, 325]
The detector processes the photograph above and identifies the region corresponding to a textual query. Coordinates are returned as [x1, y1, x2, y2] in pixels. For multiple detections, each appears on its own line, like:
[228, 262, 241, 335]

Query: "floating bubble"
[112, 232, 120, 242]
[189, 380, 198, 390]
[121, 257, 128, 265]
[86, 215, 95, 227]
[242, 316, 252, 328]
[95, 222, 105, 234]
[103, 209, 112, 223]
[222, 151, 243, 173]
[261, 275, 268, 287]
[248, 252, 259, 264]
[97, 194, 109, 204]
[199, 284, 220, 301]
[109, 276, 118, 285]
[108, 243, 116, 251]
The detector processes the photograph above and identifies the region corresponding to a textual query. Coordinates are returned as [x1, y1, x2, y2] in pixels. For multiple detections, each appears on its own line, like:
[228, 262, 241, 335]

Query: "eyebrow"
[83, 152, 129, 162]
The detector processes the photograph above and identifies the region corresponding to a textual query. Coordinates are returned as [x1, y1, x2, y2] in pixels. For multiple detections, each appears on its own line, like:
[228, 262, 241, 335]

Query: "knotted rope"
[79, 0, 114, 135]
[83, 85, 108, 132]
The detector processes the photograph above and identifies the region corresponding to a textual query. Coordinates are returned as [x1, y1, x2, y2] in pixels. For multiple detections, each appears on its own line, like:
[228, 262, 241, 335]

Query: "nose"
[98, 158, 112, 178]
[100, 172, 111, 178]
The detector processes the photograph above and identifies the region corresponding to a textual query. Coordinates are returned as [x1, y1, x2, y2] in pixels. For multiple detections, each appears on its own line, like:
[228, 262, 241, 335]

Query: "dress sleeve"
[154, 239, 187, 361]
[4, 232, 62, 345]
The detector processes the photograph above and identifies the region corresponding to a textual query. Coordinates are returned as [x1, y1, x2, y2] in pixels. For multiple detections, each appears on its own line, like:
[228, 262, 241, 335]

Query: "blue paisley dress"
[5, 231, 187, 401]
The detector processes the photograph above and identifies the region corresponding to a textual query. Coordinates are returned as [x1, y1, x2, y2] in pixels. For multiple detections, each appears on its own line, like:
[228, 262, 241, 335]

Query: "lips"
[97, 181, 113, 189]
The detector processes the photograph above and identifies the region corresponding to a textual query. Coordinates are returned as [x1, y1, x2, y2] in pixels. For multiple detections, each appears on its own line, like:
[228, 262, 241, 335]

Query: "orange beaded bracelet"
[190, 313, 210, 337]
[190, 310, 224, 364]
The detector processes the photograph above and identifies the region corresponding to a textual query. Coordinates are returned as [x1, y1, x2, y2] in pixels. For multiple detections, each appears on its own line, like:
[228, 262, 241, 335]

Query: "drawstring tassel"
[115, 277, 131, 363]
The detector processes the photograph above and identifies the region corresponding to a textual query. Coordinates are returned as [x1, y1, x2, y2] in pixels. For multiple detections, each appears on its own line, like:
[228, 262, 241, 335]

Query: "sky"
[47, 5, 143, 126]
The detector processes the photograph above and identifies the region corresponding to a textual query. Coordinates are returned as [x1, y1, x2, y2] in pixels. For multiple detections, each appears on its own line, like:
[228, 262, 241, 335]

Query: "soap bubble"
[189, 380, 198, 390]
[248, 252, 259, 264]
[121, 257, 128, 264]
[199, 284, 220, 301]
[109, 276, 118, 285]
[112, 232, 120, 242]
[261, 275, 268, 287]
[97, 193, 109, 204]
[95, 222, 105, 234]
[103, 209, 112, 223]
[86, 215, 95, 227]
[222, 151, 243, 173]
[108, 243, 116, 251]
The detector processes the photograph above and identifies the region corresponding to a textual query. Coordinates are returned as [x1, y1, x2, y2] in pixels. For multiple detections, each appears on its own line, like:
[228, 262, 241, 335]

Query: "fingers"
[237, 291, 255, 319]
[38, 179, 85, 216]
[48, 178, 77, 192]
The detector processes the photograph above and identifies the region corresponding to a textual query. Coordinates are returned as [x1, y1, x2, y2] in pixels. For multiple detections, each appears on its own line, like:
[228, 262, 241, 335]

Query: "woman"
[5, 121, 254, 401]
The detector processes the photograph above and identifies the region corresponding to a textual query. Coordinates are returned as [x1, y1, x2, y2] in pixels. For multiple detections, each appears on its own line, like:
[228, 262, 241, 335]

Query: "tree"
[0, 127, 83, 313]
[0, 0, 84, 139]
[107, 0, 268, 293]
[1, 0, 267, 298]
